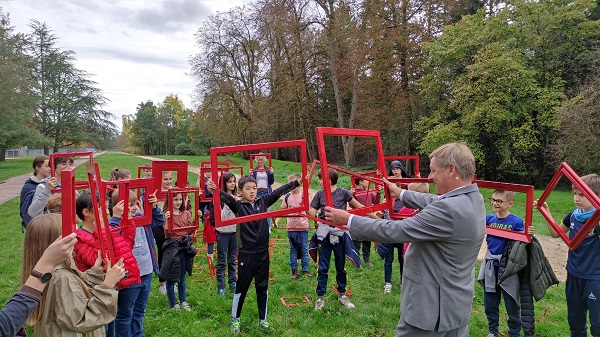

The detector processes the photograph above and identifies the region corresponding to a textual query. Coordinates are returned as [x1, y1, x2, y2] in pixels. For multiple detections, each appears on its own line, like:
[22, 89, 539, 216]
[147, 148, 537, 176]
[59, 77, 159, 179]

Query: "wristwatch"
[31, 269, 52, 283]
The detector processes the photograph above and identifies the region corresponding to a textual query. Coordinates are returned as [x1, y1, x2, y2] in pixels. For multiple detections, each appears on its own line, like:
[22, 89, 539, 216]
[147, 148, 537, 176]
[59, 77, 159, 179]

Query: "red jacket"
[74, 223, 141, 289]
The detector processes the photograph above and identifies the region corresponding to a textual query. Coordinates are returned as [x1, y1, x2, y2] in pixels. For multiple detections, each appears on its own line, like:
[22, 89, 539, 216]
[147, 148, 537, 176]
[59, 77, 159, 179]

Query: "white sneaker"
[338, 294, 355, 308]
[314, 297, 325, 310]
[181, 301, 191, 311]
[384, 283, 392, 294]
[159, 284, 167, 295]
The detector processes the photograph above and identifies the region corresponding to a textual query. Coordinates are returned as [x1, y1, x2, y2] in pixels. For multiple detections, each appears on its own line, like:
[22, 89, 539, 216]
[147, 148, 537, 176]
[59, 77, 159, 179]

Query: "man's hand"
[382, 178, 403, 199]
[324, 206, 351, 226]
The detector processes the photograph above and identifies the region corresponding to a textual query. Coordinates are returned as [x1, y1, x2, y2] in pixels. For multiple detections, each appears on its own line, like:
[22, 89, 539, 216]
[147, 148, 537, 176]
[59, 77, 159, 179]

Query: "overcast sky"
[1, 0, 248, 131]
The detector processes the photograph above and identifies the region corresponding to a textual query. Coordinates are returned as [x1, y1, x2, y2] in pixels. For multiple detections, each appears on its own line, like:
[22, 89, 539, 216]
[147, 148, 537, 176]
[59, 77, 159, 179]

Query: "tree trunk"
[0, 148, 6, 161]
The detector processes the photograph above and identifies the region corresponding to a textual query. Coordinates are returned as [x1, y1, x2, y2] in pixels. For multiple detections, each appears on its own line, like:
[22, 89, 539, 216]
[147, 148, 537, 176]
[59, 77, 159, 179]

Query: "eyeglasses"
[489, 198, 506, 205]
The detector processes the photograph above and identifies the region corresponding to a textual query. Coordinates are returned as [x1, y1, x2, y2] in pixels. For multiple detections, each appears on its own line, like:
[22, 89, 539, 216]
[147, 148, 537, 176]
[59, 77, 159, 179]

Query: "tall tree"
[130, 101, 160, 155]
[28, 20, 116, 154]
[0, 12, 40, 160]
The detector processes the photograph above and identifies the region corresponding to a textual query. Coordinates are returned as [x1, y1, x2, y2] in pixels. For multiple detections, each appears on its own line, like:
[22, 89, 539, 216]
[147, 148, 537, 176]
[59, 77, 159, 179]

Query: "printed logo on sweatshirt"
[589, 292, 596, 300]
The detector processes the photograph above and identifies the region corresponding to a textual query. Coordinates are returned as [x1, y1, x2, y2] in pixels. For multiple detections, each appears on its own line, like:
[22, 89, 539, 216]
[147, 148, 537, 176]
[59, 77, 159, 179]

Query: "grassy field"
[0, 157, 36, 182]
[0, 152, 579, 336]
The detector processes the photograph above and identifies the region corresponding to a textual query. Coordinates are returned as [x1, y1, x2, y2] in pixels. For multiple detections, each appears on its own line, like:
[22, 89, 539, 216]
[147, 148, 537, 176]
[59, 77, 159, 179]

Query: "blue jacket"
[19, 177, 40, 227]
[251, 171, 275, 193]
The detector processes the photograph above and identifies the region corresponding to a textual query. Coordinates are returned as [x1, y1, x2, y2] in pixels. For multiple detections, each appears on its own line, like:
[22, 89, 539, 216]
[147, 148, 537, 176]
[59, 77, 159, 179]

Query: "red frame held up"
[166, 187, 200, 233]
[152, 160, 189, 201]
[384, 155, 420, 177]
[537, 162, 600, 250]
[61, 166, 77, 237]
[474, 179, 534, 243]
[50, 152, 93, 192]
[198, 165, 244, 203]
[249, 153, 273, 173]
[315, 127, 391, 217]
[86, 162, 116, 263]
[137, 165, 152, 179]
[210, 140, 308, 228]
[108, 177, 154, 229]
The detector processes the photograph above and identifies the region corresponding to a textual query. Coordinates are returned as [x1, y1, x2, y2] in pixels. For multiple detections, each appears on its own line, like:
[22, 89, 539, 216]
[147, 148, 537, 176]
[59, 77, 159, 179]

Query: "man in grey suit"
[325, 142, 486, 337]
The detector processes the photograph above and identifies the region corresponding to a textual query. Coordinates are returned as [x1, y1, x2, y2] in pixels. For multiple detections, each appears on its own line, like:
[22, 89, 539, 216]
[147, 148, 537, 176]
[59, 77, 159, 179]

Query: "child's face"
[490, 192, 513, 214]
[317, 177, 323, 188]
[358, 180, 369, 188]
[240, 181, 257, 202]
[143, 169, 152, 178]
[226, 177, 236, 193]
[38, 160, 51, 178]
[391, 167, 402, 177]
[173, 194, 183, 210]
[129, 200, 139, 217]
[573, 188, 593, 212]
[162, 172, 173, 190]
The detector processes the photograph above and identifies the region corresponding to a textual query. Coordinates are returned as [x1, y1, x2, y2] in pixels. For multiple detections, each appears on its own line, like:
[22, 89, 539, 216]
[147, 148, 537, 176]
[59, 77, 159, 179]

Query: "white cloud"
[1, 0, 248, 131]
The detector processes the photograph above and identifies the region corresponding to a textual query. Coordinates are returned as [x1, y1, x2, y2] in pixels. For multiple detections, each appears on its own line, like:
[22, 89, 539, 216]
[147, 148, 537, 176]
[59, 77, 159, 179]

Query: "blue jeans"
[216, 231, 238, 290]
[288, 230, 309, 272]
[566, 274, 600, 337]
[484, 284, 521, 337]
[316, 235, 347, 296]
[115, 273, 152, 337]
[384, 244, 403, 284]
[167, 251, 187, 307]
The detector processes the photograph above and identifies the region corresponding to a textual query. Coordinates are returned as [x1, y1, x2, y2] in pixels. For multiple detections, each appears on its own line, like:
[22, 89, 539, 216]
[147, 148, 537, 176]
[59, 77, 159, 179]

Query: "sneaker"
[171, 303, 180, 311]
[159, 284, 167, 295]
[365, 260, 374, 267]
[217, 288, 226, 297]
[230, 282, 236, 293]
[338, 294, 355, 308]
[302, 271, 313, 277]
[291, 269, 298, 280]
[314, 297, 325, 310]
[384, 283, 392, 294]
[258, 320, 273, 331]
[231, 319, 241, 334]
[486, 334, 498, 337]
[181, 301, 191, 311]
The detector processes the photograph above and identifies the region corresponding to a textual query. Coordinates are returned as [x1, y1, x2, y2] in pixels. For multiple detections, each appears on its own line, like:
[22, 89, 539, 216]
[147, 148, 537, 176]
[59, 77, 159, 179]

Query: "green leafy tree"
[0, 12, 41, 160]
[130, 101, 160, 155]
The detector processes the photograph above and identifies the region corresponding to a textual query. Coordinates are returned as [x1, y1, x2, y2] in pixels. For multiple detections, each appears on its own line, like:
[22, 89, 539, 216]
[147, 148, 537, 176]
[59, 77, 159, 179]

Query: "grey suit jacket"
[350, 184, 485, 332]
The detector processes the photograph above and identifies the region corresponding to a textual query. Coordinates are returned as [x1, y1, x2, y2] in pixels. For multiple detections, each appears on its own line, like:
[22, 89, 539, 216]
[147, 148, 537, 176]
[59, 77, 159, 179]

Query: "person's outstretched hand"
[382, 178, 403, 199]
[324, 206, 351, 226]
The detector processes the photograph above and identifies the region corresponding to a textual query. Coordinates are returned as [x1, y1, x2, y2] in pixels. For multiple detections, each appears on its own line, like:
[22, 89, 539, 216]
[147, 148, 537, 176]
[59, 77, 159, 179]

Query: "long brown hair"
[21, 214, 62, 325]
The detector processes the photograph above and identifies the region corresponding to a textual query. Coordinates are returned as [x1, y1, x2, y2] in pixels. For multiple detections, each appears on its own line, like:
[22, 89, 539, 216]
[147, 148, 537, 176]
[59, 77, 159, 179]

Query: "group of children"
[16, 154, 600, 337]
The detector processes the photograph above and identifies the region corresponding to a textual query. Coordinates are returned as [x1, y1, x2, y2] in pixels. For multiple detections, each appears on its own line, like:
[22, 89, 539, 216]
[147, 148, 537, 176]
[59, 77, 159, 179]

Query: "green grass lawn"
[0, 152, 578, 336]
[0, 157, 36, 182]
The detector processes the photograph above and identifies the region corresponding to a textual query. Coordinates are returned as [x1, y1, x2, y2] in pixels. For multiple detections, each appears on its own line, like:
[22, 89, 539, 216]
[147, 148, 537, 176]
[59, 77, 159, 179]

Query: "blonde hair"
[46, 194, 62, 213]
[429, 142, 476, 180]
[111, 189, 138, 207]
[575, 174, 600, 196]
[408, 183, 429, 193]
[288, 173, 301, 182]
[21, 214, 62, 325]
[492, 189, 516, 202]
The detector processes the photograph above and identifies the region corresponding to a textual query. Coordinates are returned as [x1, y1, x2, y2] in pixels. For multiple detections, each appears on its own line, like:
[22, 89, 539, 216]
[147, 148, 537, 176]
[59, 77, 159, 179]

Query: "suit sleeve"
[401, 190, 440, 210]
[349, 198, 454, 244]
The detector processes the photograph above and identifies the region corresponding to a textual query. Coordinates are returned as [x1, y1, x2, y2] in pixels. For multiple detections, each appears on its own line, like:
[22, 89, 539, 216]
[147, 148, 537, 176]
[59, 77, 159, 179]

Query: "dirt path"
[0, 151, 105, 205]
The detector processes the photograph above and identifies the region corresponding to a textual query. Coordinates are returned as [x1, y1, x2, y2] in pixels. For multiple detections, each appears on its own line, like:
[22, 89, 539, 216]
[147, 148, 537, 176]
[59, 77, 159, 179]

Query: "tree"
[130, 101, 160, 155]
[0, 12, 41, 160]
[28, 20, 116, 154]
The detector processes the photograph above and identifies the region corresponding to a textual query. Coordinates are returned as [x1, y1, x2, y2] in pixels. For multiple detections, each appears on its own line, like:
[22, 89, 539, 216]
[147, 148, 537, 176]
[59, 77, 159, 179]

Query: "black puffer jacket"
[499, 236, 559, 337]
[159, 236, 197, 281]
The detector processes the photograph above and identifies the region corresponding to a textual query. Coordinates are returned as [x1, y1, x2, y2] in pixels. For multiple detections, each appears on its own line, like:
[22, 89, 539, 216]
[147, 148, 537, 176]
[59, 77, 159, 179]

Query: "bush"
[174, 142, 197, 156]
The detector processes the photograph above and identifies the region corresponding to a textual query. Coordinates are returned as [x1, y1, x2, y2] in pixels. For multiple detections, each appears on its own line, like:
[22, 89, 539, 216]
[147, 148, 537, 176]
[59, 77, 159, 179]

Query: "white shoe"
[159, 284, 167, 295]
[384, 283, 392, 294]
[338, 294, 355, 308]
[180, 301, 191, 311]
[314, 297, 325, 310]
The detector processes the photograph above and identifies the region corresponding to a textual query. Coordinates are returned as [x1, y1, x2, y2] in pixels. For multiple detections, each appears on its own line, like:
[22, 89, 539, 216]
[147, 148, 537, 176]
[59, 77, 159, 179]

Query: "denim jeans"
[316, 235, 347, 296]
[484, 284, 521, 337]
[216, 231, 238, 290]
[566, 274, 600, 337]
[167, 251, 187, 307]
[288, 230, 309, 272]
[115, 273, 152, 337]
[384, 244, 403, 284]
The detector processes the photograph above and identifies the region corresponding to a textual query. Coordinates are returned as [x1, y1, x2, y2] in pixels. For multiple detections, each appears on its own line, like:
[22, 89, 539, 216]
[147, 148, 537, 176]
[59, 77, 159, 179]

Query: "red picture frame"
[107, 177, 154, 229]
[86, 162, 116, 263]
[250, 153, 273, 173]
[537, 162, 600, 250]
[137, 165, 152, 179]
[50, 151, 93, 192]
[384, 155, 420, 177]
[474, 179, 534, 243]
[152, 160, 189, 201]
[166, 187, 200, 233]
[315, 127, 391, 217]
[386, 177, 433, 220]
[198, 165, 244, 203]
[210, 140, 308, 228]
[61, 166, 78, 237]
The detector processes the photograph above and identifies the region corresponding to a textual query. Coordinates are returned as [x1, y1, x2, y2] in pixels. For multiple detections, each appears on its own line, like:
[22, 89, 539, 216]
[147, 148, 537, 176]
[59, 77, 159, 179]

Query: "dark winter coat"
[159, 236, 197, 281]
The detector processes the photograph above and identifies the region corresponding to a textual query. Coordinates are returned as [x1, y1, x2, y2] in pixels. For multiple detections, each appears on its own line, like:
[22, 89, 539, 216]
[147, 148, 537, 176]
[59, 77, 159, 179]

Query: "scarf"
[574, 208, 596, 223]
